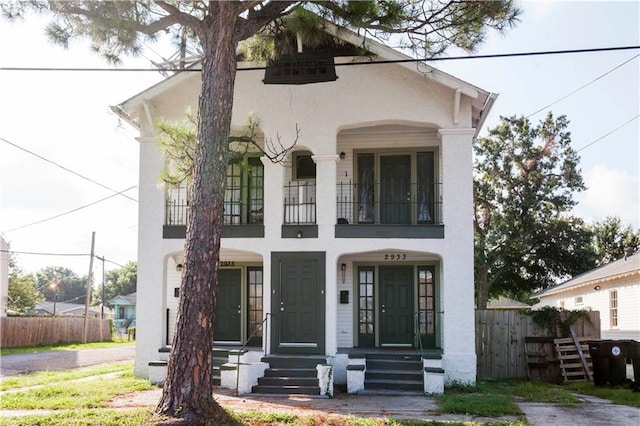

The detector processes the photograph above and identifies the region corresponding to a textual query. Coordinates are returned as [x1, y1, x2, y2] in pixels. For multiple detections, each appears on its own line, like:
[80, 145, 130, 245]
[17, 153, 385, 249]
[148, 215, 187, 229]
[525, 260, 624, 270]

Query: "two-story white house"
[114, 27, 496, 395]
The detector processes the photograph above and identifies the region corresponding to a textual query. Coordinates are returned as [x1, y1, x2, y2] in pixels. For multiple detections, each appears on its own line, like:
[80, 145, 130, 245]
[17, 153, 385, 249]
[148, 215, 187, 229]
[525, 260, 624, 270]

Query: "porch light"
[297, 230, 303, 238]
[341, 263, 347, 283]
[594, 285, 601, 291]
[176, 264, 183, 272]
[339, 152, 346, 160]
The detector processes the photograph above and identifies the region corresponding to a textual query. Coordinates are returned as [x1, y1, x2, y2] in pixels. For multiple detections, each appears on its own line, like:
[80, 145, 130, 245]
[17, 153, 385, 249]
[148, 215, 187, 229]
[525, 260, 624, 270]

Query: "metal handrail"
[414, 311, 424, 355]
[235, 313, 272, 396]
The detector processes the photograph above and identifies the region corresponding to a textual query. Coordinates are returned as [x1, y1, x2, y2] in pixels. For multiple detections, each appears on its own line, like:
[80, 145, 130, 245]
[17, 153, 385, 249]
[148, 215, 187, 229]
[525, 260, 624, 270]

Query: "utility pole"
[96, 255, 105, 319]
[82, 232, 96, 344]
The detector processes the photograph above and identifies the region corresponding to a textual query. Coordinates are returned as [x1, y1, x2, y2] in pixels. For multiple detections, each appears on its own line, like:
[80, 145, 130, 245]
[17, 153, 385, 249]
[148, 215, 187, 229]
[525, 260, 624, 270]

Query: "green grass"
[0, 371, 153, 410]
[0, 362, 133, 391]
[0, 338, 133, 356]
[564, 381, 640, 407]
[0, 408, 151, 426]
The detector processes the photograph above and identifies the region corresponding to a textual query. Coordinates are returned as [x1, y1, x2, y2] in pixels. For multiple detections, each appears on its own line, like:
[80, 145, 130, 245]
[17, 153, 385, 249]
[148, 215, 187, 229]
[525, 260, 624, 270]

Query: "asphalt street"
[0, 345, 135, 377]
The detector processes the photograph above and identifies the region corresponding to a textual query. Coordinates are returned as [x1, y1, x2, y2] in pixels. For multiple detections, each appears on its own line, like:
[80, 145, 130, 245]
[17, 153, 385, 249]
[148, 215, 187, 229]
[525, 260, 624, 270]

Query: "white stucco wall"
[0, 236, 8, 317]
[127, 56, 482, 384]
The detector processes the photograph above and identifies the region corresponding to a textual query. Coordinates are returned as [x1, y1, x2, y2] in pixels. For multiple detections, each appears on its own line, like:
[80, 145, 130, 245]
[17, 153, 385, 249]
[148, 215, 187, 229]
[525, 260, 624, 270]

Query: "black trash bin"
[588, 340, 627, 386]
[625, 340, 640, 386]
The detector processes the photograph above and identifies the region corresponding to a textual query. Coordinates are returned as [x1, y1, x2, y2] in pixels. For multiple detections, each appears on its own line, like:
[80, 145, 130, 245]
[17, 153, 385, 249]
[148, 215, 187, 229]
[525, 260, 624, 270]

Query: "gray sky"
[1, 1, 638, 280]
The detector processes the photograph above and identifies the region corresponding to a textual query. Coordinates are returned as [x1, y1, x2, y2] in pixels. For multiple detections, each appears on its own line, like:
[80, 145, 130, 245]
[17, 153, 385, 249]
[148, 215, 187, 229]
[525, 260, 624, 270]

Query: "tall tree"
[7, 254, 43, 313]
[92, 261, 137, 306]
[474, 113, 591, 309]
[588, 216, 640, 265]
[36, 266, 87, 304]
[3, 1, 520, 422]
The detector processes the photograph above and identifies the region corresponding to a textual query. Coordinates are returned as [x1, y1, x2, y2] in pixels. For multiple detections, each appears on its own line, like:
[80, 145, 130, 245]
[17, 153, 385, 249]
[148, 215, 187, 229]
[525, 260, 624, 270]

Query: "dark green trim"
[347, 364, 366, 371]
[281, 225, 318, 238]
[424, 367, 444, 374]
[163, 225, 186, 239]
[163, 224, 265, 239]
[271, 252, 325, 355]
[335, 224, 444, 239]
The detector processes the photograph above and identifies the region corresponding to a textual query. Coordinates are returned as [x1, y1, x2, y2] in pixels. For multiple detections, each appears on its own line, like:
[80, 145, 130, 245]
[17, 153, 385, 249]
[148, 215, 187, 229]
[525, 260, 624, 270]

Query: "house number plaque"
[220, 261, 235, 267]
[383, 253, 407, 260]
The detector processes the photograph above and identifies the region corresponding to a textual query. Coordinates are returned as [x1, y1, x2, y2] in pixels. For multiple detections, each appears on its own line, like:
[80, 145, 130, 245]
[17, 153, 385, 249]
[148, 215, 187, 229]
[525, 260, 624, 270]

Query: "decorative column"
[437, 128, 477, 385]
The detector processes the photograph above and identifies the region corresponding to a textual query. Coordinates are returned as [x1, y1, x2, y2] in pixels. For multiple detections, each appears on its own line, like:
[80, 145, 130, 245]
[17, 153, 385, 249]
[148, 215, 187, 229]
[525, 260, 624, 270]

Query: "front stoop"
[252, 356, 329, 396]
[364, 354, 423, 393]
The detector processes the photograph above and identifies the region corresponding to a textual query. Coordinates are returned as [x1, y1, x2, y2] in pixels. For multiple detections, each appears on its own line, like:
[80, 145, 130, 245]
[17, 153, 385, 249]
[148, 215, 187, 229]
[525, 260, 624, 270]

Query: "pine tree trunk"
[156, 7, 239, 423]
[476, 263, 490, 310]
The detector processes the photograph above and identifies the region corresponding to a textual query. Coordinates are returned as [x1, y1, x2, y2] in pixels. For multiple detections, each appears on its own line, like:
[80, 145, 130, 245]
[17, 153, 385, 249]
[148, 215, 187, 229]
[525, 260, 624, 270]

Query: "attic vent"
[263, 53, 337, 85]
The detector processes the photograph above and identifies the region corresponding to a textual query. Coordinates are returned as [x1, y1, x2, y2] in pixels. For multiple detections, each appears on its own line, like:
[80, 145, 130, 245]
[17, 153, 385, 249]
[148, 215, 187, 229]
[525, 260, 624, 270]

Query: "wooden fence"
[1, 317, 112, 348]
[476, 309, 600, 379]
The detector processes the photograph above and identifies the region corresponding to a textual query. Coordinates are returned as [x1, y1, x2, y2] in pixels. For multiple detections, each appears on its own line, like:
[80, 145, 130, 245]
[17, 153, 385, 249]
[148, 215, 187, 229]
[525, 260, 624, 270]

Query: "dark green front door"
[379, 265, 414, 346]
[380, 155, 411, 224]
[214, 269, 241, 342]
[272, 252, 325, 354]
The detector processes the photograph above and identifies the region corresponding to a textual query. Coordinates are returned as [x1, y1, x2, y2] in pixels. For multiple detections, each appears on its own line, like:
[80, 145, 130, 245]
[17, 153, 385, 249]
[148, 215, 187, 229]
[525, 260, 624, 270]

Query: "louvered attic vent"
[263, 53, 337, 85]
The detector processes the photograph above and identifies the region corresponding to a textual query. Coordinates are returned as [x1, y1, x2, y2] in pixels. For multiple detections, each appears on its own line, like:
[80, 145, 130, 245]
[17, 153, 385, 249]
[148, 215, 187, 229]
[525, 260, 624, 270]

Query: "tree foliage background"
[92, 261, 137, 306]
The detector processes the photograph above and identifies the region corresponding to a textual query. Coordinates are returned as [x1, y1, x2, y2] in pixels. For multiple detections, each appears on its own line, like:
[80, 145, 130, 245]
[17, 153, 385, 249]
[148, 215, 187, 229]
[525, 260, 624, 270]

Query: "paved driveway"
[0, 345, 135, 377]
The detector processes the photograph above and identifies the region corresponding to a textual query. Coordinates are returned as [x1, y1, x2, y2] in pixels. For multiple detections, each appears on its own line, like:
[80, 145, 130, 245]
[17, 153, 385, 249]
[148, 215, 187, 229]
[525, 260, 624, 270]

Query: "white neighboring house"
[534, 250, 640, 340]
[113, 26, 497, 394]
[0, 236, 8, 317]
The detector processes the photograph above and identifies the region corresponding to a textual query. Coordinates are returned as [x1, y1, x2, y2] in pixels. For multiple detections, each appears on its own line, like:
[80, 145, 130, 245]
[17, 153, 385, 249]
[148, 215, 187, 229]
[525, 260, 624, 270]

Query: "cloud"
[574, 164, 640, 228]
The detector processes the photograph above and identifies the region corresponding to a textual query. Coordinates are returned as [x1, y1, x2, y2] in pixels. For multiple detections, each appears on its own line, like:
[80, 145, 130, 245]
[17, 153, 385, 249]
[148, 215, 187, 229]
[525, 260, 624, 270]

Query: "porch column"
[261, 156, 284, 241]
[311, 154, 339, 237]
[312, 154, 339, 355]
[135, 135, 167, 378]
[438, 128, 476, 385]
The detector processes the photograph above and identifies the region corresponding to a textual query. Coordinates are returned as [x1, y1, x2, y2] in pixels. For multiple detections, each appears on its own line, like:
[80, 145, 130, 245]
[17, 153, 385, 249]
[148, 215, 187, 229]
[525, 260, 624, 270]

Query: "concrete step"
[258, 376, 318, 387]
[251, 384, 320, 395]
[264, 368, 317, 378]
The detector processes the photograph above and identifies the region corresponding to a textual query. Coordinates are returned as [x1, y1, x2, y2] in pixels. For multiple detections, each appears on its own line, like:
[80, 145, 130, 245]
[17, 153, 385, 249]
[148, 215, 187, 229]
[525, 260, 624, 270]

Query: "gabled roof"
[112, 20, 496, 137]
[534, 252, 640, 298]
[486, 296, 530, 310]
[34, 302, 105, 316]
[109, 292, 137, 306]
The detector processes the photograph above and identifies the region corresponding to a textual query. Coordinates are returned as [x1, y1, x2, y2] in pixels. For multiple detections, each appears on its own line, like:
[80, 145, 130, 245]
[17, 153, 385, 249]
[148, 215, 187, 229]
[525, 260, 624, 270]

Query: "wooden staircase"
[252, 356, 326, 395]
[364, 353, 423, 392]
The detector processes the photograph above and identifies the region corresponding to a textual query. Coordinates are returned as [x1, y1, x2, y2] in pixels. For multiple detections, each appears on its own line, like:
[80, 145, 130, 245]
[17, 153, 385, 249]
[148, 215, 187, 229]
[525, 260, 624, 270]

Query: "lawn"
[0, 337, 133, 356]
[0, 363, 636, 426]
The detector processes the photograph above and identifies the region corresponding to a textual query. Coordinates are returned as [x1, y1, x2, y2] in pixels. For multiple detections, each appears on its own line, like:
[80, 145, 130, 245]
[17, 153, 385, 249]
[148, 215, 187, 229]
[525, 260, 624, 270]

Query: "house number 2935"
[384, 253, 406, 260]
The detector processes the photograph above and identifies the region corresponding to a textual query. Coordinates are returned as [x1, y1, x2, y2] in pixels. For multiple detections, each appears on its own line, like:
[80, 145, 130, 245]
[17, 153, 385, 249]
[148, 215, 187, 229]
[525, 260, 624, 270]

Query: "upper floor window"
[294, 151, 316, 180]
[609, 290, 618, 328]
[353, 150, 439, 225]
[166, 156, 263, 226]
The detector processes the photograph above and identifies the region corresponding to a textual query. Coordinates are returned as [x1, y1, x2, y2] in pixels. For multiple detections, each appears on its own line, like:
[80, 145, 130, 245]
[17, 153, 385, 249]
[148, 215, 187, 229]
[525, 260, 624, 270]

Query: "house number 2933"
[384, 253, 407, 260]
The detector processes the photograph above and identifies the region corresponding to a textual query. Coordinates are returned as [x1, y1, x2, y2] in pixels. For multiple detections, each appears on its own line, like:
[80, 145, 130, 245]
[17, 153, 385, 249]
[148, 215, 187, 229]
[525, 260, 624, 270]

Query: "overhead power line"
[0, 46, 638, 73]
[0, 136, 138, 203]
[0, 249, 89, 257]
[576, 115, 640, 153]
[527, 53, 640, 118]
[2, 185, 137, 233]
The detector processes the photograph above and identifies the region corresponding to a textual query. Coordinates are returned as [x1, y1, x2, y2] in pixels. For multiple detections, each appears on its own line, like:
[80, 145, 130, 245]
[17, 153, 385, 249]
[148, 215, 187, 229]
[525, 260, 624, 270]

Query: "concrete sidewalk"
[110, 387, 640, 425]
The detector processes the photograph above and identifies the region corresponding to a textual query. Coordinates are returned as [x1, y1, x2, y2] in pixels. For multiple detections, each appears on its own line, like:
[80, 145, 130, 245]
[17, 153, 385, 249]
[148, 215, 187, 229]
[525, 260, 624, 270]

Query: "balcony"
[282, 180, 318, 238]
[335, 181, 444, 239]
[163, 183, 264, 238]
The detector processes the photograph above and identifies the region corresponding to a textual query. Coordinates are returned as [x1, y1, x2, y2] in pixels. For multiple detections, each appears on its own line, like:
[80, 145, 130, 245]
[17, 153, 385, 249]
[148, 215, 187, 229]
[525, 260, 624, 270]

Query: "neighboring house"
[34, 301, 108, 318]
[486, 296, 530, 310]
[113, 24, 496, 394]
[534, 250, 640, 340]
[109, 292, 137, 332]
[0, 236, 8, 317]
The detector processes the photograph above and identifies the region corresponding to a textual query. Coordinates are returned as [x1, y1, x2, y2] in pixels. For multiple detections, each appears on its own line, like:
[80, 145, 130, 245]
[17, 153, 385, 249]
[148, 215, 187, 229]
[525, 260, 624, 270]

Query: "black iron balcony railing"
[165, 184, 264, 226]
[283, 180, 316, 224]
[336, 181, 443, 225]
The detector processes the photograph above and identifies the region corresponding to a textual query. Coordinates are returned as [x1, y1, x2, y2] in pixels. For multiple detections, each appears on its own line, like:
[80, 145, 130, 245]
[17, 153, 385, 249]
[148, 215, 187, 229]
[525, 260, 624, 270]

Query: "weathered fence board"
[476, 310, 600, 379]
[0, 317, 112, 348]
